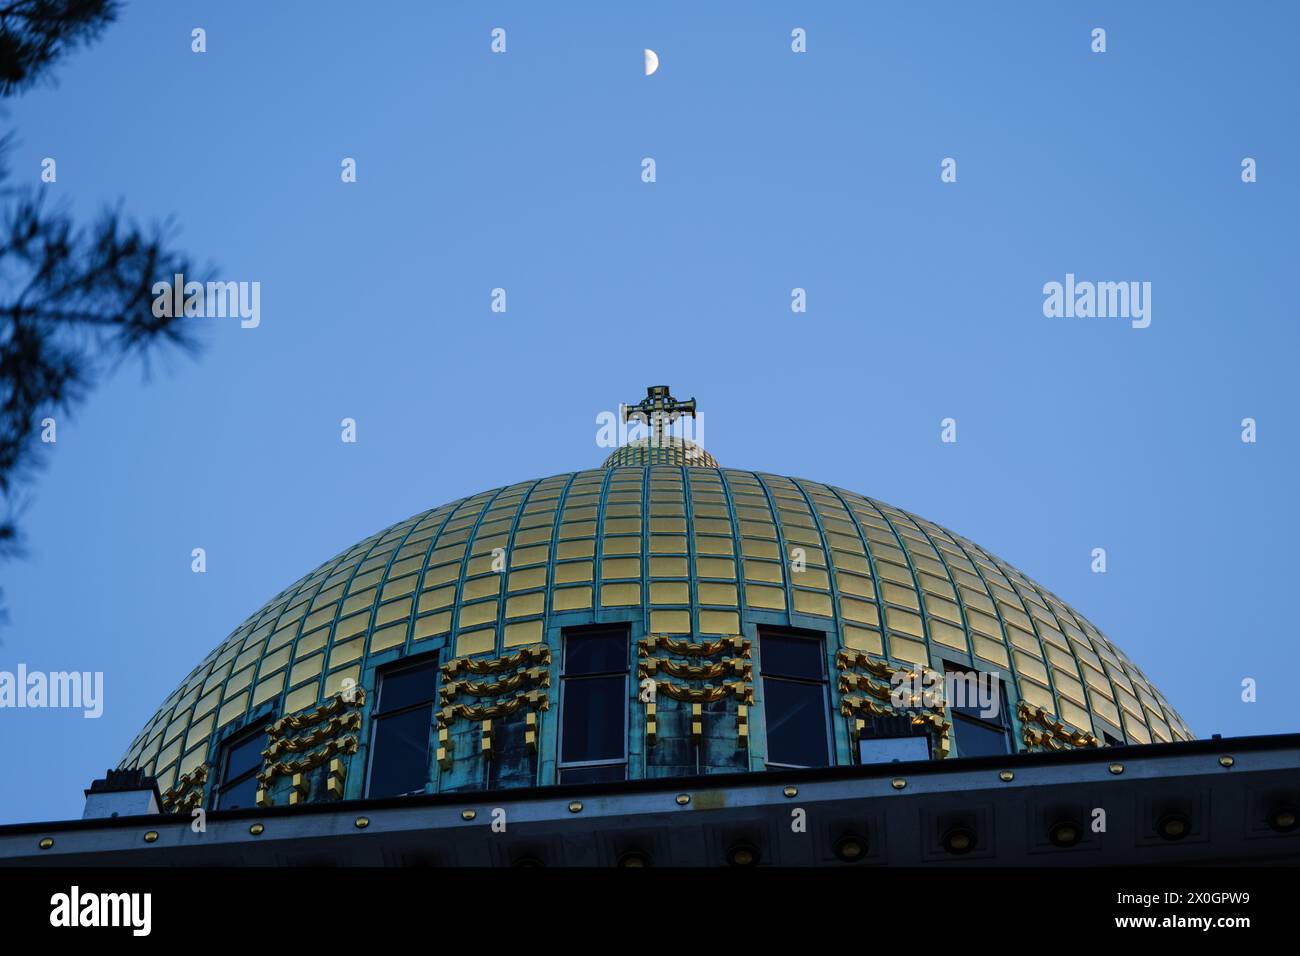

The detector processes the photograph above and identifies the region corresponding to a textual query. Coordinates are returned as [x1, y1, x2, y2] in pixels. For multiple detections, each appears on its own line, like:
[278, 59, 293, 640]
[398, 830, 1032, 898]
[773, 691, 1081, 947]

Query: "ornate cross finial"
[623, 385, 697, 448]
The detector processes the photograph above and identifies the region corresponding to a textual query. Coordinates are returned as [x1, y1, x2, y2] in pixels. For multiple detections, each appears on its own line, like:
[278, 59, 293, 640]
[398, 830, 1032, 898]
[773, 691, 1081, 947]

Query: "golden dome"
[119, 463, 1190, 803]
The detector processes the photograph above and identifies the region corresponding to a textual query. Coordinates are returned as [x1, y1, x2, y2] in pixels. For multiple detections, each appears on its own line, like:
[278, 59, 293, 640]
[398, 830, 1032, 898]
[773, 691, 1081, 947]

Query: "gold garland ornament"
[254, 690, 367, 806]
[637, 634, 754, 747]
[835, 653, 951, 758]
[437, 646, 551, 768]
[160, 765, 208, 814]
[1017, 701, 1101, 751]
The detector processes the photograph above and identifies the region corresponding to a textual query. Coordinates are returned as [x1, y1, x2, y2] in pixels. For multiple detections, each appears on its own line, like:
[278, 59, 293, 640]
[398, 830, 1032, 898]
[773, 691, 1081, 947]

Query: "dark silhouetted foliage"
[1, 1, 206, 620]
[0, 0, 117, 95]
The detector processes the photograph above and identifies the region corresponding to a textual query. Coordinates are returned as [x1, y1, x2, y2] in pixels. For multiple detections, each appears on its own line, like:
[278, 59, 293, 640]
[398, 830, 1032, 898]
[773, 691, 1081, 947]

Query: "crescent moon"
[644, 49, 659, 76]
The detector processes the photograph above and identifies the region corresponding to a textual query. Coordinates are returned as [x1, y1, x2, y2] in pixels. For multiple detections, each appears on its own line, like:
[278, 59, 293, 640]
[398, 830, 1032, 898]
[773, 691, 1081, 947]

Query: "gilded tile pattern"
[118, 466, 1190, 792]
[601, 437, 718, 468]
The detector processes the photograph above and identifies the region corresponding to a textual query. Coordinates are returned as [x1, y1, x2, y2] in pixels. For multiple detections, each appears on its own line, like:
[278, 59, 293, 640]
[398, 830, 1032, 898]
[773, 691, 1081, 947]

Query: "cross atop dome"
[602, 384, 715, 469]
[623, 384, 697, 449]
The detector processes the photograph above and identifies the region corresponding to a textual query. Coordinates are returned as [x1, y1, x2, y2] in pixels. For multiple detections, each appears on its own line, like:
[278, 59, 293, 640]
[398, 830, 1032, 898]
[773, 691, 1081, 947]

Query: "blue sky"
[1, 1, 1296, 823]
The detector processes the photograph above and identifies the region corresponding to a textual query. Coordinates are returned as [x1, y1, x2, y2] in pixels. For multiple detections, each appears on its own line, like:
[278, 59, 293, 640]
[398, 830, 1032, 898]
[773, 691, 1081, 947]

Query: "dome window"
[944, 665, 1011, 758]
[557, 626, 630, 784]
[759, 628, 832, 769]
[856, 713, 931, 765]
[214, 725, 269, 810]
[366, 656, 440, 798]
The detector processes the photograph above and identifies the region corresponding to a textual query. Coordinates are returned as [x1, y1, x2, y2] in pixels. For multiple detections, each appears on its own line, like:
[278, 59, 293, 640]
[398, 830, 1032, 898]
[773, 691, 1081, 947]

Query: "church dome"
[118, 389, 1190, 812]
